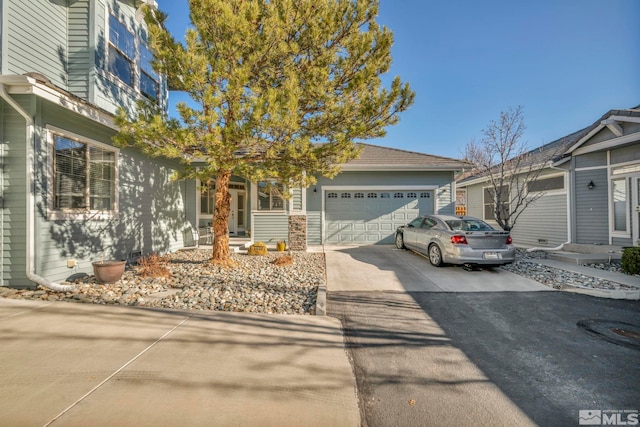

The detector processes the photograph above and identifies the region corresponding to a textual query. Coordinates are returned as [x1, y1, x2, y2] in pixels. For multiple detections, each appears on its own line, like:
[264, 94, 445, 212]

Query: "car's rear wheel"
[395, 232, 406, 249]
[428, 244, 443, 267]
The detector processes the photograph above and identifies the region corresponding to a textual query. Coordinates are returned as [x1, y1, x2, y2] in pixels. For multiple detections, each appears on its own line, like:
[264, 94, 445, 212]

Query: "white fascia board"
[572, 132, 640, 156]
[340, 165, 465, 172]
[566, 115, 640, 155]
[565, 124, 604, 155]
[1, 76, 117, 129]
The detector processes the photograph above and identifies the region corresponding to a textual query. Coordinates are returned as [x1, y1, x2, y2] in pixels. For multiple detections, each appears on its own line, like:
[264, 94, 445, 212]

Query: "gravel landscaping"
[1, 247, 637, 313]
[501, 249, 638, 291]
[0, 250, 323, 315]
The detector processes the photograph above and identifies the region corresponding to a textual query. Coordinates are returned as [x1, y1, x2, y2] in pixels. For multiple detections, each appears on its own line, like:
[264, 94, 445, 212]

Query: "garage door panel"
[325, 189, 435, 244]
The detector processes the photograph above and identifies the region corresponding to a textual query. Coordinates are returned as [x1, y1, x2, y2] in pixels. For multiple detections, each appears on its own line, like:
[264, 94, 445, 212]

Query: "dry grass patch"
[137, 253, 172, 278]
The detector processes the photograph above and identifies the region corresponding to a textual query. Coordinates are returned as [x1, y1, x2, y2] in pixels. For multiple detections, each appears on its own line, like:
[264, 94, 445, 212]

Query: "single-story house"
[457, 106, 640, 248]
[1, 0, 468, 288]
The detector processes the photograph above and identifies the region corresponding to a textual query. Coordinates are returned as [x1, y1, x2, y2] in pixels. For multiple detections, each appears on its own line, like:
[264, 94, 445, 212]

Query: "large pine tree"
[115, 0, 414, 263]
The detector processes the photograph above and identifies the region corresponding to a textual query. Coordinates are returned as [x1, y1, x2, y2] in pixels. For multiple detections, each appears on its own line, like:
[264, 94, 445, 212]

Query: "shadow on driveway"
[326, 245, 640, 426]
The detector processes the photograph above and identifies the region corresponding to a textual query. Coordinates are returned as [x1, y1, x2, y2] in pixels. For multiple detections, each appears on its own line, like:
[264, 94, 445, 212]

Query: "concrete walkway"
[0, 299, 360, 427]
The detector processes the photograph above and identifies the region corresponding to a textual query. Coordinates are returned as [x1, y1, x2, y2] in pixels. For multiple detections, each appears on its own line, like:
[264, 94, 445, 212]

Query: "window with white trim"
[52, 133, 117, 213]
[108, 13, 161, 103]
[483, 185, 509, 221]
[258, 181, 285, 210]
[108, 14, 135, 87]
[140, 43, 159, 100]
[612, 178, 627, 232]
[527, 175, 564, 193]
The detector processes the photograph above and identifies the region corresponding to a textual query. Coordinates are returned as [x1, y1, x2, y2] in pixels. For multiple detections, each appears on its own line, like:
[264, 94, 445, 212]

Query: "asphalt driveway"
[325, 245, 640, 427]
[325, 245, 550, 292]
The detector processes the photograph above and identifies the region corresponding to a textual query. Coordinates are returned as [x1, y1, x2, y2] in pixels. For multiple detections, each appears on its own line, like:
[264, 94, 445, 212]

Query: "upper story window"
[140, 44, 159, 100]
[107, 13, 161, 103]
[108, 15, 135, 87]
[50, 129, 118, 219]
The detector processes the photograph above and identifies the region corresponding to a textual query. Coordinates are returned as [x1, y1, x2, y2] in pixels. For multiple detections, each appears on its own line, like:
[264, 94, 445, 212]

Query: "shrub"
[137, 253, 172, 278]
[621, 247, 640, 275]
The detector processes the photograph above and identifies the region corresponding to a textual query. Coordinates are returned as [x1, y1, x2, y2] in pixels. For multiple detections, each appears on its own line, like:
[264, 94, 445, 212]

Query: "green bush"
[621, 247, 640, 275]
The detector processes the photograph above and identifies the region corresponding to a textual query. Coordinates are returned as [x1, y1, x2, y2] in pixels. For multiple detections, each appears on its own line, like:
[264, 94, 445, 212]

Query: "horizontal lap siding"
[32, 102, 188, 283]
[575, 169, 608, 244]
[510, 194, 567, 247]
[307, 211, 321, 245]
[1, 97, 29, 287]
[68, 0, 91, 99]
[253, 215, 288, 244]
[6, 0, 68, 89]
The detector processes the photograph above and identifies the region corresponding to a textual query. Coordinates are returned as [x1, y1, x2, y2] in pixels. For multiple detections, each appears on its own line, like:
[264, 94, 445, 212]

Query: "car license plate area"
[483, 252, 501, 260]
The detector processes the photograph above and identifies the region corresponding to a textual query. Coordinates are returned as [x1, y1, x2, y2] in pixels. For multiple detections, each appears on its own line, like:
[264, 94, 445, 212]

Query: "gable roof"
[564, 106, 640, 155]
[456, 126, 590, 186]
[343, 143, 470, 171]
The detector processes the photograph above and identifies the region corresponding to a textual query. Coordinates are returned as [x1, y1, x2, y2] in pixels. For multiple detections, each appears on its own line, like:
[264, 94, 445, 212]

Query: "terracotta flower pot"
[92, 260, 126, 284]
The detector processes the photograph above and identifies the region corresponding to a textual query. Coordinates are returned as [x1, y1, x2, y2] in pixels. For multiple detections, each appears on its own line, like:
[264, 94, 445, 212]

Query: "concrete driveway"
[325, 245, 551, 292]
[0, 299, 360, 427]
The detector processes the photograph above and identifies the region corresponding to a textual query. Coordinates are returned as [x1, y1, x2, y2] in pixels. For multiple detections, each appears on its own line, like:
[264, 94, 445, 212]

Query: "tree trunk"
[211, 170, 233, 265]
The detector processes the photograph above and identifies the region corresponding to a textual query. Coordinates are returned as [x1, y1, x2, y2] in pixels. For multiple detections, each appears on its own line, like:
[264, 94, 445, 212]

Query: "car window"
[423, 218, 437, 229]
[408, 217, 424, 228]
[446, 220, 462, 231]
[446, 219, 495, 231]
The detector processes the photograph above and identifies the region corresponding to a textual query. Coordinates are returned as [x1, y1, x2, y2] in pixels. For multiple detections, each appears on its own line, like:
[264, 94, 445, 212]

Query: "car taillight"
[506, 235, 513, 245]
[450, 235, 468, 244]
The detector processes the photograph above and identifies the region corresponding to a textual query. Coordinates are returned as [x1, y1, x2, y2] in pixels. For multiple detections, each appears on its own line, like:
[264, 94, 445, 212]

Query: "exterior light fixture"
[587, 180, 595, 190]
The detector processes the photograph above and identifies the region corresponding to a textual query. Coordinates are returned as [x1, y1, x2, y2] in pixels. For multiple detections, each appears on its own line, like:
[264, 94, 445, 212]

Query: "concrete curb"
[560, 284, 640, 300]
[315, 245, 328, 316]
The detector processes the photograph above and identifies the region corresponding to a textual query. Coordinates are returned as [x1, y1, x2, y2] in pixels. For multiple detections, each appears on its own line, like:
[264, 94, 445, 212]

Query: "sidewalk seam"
[43, 314, 193, 426]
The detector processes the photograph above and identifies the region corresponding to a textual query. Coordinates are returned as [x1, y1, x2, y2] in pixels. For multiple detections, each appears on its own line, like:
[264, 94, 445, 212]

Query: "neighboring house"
[0, 0, 468, 289]
[457, 106, 640, 248]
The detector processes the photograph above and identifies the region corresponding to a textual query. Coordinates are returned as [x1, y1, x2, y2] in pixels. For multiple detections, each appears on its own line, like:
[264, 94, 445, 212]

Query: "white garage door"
[325, 190, 435, 244]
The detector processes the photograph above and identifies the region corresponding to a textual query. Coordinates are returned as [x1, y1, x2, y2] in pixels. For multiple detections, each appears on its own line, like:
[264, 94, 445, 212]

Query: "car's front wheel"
[428, 244, 444, 267]
[395, 232, 406, 249]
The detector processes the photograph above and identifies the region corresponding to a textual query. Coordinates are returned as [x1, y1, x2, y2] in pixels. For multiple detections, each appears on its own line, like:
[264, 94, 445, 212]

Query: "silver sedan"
[395, 215, 515, 267]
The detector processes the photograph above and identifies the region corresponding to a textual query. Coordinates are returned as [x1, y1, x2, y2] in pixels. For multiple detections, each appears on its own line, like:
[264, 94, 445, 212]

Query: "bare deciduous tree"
[464, 106, 561, 231]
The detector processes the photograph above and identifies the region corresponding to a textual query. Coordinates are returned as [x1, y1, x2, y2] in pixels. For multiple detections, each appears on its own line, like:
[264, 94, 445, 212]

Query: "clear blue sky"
[157, 0, 640, 159]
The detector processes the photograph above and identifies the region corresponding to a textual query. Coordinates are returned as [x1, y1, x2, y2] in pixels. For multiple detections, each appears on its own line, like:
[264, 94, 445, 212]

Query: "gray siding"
[291, 187, 303, 211]
[1, 96, 190, 285]
[582, 127, 616, 147]
[464, 182, 484, 219]
[1, 96, 30, 287]
[253, 214, 288, 243]
[306, 211, 321, 245]
[510, 194, 567, 247]
[436, 182, 454, 215]
[574, 169, 608, 244]
[68, 0, 91, 99]
[612, 237, 633, 246]
[575, 152, 607, 169]
[5, 0, 68, 89]
[610, 142, 640, 165]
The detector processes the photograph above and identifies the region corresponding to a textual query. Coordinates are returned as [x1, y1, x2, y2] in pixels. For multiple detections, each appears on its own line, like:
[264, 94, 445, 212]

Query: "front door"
[633, 176, 640, 245]
[227, 189, 246, 236]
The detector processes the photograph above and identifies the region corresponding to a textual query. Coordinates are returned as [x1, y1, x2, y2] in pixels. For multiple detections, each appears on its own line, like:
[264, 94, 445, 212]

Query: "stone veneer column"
[288, 215, 307, 251]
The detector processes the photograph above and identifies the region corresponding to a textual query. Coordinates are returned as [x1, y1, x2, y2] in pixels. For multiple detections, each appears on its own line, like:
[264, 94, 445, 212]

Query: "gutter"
[0, 83, 75, 291]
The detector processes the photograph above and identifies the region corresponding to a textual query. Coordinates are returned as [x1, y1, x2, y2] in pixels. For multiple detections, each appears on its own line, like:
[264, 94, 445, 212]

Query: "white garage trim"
[321, 185, 438, 244]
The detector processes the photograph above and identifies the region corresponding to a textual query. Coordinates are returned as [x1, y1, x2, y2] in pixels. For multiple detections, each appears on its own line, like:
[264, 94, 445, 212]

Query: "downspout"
[0, 83, 75, 291]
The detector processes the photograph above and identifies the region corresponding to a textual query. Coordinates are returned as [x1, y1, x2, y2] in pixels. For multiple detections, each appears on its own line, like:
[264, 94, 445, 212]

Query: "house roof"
[343, 143, 470, 171]
[564, 105, 640, 155]
[456, 126, 591, 186]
